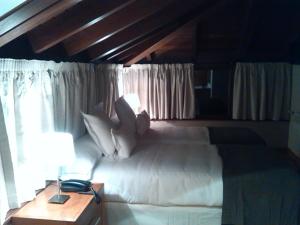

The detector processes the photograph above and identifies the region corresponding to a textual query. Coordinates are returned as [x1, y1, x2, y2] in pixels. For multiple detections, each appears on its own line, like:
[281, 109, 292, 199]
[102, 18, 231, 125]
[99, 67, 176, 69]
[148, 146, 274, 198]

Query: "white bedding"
[104, 202, 221, 225]
[92, 142, 223, 207]
[140, 121, 210, 144]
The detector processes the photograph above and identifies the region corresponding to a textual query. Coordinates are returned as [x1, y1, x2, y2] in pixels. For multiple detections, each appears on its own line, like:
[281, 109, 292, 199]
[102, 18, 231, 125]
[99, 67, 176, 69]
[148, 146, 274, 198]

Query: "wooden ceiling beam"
[0, 0, 82, 48]
[124, 0, 229, 65]
[106, 24, 178, 62]
[88, 0, 208, 62]
[63, 0, 175, 56]
[0, 0, 60, 36]
[28, 0, 134, 53]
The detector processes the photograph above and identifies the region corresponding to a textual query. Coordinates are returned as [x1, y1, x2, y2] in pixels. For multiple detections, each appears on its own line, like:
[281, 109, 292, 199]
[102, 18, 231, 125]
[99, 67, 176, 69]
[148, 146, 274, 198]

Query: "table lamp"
[32, 132, 75, 204]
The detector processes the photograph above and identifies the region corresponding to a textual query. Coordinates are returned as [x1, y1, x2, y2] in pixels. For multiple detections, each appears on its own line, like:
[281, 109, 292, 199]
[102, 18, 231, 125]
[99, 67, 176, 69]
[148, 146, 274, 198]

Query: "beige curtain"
[49, 62, 99, 139]
[123, 64, 150, 114]
[232, 63, 292, 120]
[95, 64, 122, 117]
[170, 64, 195, 119]
[123, 64, 195, 119]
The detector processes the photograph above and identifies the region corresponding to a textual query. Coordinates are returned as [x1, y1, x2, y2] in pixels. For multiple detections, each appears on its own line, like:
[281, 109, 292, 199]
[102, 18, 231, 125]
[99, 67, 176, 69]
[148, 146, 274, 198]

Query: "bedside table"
[11, 183, 104, 225]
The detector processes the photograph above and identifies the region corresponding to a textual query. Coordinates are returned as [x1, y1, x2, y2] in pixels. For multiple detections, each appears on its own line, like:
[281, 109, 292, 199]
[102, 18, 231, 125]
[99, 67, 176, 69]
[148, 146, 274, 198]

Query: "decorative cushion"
[136, 110, 150, 136]
[115, 96, 136, 134]
[81, 111, 115, 156]
[111, 126, 136, 158]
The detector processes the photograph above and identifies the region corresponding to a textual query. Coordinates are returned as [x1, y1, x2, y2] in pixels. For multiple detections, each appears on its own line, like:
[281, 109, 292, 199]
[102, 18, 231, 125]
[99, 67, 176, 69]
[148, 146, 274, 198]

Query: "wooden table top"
[12, 183, 103, 222]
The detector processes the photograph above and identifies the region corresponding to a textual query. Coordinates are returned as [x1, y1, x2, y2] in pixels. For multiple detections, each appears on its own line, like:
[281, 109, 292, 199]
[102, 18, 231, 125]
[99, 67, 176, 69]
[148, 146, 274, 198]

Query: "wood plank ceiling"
[0, 0, 299, 65]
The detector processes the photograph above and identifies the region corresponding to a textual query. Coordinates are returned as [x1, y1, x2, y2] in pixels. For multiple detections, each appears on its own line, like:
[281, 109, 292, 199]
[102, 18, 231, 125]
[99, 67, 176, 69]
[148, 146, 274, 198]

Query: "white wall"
[288, 65, 300, 157]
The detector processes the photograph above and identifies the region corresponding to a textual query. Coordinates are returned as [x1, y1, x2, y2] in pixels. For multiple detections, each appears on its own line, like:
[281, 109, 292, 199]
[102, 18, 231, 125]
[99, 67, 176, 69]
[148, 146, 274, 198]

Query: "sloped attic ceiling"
[0, 0, 299, 65]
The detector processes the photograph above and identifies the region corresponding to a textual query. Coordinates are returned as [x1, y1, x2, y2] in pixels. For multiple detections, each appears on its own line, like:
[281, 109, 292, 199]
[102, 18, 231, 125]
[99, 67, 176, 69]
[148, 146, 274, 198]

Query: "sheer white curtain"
[95, 64, 122, 117]
[122, 64, 195, 119]
[232, 63, 292, 120]
[0, 59, 55, 219]
[0, 97, 18, 225]
[0, 59, 102, 222]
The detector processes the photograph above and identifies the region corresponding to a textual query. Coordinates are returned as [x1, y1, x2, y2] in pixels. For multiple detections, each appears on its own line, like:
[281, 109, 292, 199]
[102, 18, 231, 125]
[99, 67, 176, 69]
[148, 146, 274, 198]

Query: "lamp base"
[48, 194, 70, 204]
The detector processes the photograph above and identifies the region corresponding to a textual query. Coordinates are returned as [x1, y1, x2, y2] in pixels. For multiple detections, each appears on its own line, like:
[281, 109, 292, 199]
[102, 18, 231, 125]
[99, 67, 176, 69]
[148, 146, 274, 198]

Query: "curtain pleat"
[95, 64, 121, 117]
[232, 63, 292, 120]
[122, 64, 195, 119]
[123, 64, 151, 114]
[0, 59, 104, 221]
[0, 97, 18, 225]
[49, 62, 98, 139]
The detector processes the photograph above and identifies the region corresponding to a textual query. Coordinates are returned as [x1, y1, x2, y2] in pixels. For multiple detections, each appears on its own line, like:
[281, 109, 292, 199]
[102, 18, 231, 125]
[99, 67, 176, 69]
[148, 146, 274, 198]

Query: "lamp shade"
[31, 132, 75, 179]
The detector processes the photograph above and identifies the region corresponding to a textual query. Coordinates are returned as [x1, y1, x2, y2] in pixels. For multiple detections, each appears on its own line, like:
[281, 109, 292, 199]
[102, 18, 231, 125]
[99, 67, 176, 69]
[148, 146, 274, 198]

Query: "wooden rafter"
[0, 0, 82, 48]
[63, 0, 175, 56]
[106, 23, 179, 62]
[28, 0, 135, 53]
[124, 0, 229, 65]
[88, 0, 208, 62]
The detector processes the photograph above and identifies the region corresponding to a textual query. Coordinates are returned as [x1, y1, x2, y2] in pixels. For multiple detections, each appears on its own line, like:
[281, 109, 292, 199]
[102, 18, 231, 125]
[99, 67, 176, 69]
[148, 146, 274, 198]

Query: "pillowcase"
[136, 110, 150, 136]
[111, 126, 136, 159]
[115, 96, 136, 134]
[81, 111, 115, 156]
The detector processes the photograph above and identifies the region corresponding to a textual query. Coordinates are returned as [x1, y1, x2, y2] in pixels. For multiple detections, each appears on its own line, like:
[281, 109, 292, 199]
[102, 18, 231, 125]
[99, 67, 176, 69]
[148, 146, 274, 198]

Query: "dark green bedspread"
[209, 127, 266, 146]
[218, 145, 300, 225]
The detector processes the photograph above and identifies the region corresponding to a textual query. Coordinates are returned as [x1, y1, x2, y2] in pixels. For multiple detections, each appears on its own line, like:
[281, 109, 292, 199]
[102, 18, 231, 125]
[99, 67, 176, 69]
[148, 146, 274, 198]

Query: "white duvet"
[140, 121, 210, 144]
[92, 142, 223, 207]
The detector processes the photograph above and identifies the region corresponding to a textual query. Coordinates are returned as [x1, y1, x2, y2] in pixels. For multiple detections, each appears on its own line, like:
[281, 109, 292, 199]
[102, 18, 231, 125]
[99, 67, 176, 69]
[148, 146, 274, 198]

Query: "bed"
[143, 121, 266, 146]
[68, 122, 299, 225]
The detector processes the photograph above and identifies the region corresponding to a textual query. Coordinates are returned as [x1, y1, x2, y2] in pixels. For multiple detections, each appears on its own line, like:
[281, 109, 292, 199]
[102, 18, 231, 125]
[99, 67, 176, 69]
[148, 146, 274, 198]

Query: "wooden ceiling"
[0, 0, 299, 65]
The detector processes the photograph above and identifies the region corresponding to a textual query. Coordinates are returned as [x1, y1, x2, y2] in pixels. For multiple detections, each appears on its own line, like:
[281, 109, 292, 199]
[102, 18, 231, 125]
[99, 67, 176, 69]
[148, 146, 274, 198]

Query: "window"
[0, 0, 26, 18]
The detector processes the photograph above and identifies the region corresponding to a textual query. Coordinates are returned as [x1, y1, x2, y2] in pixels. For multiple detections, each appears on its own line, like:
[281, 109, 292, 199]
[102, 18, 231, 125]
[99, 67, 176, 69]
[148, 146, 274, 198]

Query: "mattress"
[92, 141, 223, 207]
[104, 202, 222, 225]
[143, 121, 266, 146]
[140, 122, 210, 145]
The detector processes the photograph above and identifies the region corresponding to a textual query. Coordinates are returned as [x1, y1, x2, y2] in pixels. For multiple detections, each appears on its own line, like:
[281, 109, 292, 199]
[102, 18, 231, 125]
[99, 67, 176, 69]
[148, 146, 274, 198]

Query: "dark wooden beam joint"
[64, 0, 175, 56]
[88, 0, 207, 62]
[124, 0, 229, 65]
[0, 0, 82, 48]
[28, 0, 135, 53]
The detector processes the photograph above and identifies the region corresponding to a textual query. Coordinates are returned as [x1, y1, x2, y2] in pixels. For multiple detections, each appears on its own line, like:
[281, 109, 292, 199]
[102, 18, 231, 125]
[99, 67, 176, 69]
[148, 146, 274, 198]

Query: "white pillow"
[136, 110, 150, 136]
[81, 112, 115, 156]
[115, 96, 136, 134]
[111, 126, 136, 158]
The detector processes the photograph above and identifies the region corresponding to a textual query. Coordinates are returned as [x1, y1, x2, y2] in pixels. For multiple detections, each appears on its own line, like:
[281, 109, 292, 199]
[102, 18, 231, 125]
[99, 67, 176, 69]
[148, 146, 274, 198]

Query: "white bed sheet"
[104, 202, 222, 225]
[92, 142, 223, 207]
[140, 121, 210, 145]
